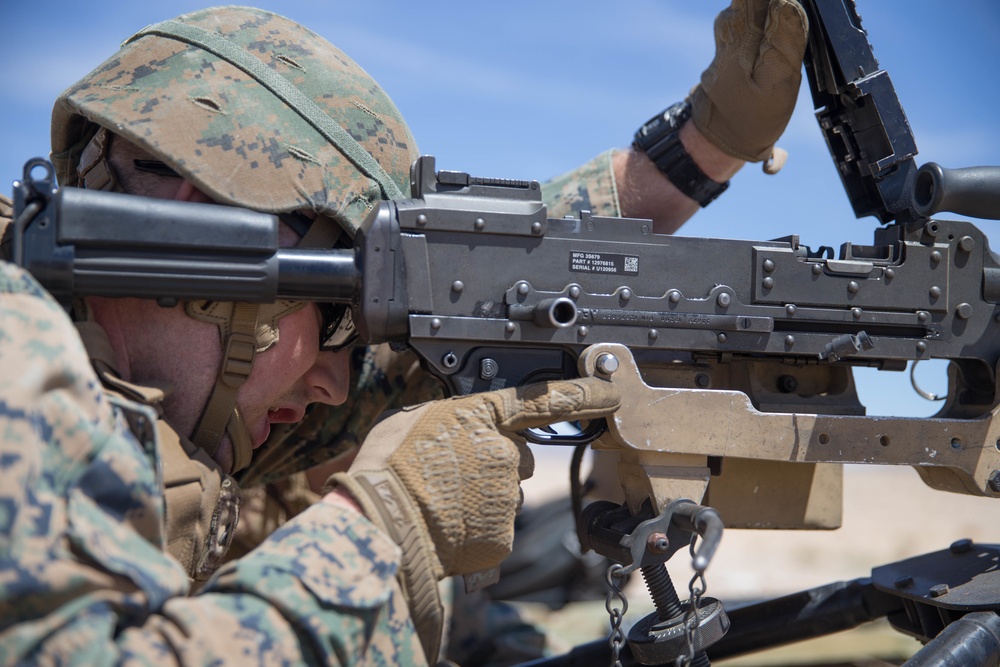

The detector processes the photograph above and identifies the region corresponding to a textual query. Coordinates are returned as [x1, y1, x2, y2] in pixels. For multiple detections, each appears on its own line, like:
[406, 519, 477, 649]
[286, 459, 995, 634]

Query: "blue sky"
[4, 1, 999, 417]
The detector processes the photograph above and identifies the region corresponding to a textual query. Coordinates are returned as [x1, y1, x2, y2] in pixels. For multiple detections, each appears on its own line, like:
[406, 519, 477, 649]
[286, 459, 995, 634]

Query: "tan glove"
[328, 377, 620, 661]
[689, 0, 809, 163]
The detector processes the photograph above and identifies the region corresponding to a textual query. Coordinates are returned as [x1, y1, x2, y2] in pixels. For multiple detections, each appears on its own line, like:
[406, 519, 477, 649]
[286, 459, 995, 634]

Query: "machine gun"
[9, 0, 1000, 664]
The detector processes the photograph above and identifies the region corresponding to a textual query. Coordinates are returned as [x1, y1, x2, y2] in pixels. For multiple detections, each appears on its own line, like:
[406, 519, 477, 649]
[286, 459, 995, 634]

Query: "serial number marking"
[569, 251, 640, 275]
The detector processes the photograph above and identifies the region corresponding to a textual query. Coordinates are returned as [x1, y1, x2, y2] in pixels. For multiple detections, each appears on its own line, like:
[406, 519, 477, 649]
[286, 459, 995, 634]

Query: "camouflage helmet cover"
[51, 5, 419, 237]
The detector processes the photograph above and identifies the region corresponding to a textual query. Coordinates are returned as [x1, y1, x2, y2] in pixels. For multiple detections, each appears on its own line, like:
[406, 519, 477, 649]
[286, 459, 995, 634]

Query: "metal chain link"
[605, 563, 629, 667]
[676, 534, 708, 667]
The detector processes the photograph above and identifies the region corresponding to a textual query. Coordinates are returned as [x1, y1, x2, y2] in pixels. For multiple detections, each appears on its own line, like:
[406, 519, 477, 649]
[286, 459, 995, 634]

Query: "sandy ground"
[518, 450, 1000, 663]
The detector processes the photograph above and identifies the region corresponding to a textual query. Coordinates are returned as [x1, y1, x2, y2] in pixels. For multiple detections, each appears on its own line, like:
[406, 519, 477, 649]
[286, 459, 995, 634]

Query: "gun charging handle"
[913, 162, 1000, 220]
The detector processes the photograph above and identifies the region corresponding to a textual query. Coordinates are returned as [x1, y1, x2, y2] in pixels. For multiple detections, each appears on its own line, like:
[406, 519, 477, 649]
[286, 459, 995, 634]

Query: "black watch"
[633, 101, 729, 207]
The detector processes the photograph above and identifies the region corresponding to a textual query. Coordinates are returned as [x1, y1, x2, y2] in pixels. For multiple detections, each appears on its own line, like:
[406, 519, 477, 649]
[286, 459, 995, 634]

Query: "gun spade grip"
[913, 162, 1000, 220]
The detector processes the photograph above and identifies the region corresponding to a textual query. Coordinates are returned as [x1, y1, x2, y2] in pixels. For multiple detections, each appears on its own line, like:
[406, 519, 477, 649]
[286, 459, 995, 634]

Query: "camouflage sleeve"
[0, 260, 425, 666]
[541, 149, 622, 220]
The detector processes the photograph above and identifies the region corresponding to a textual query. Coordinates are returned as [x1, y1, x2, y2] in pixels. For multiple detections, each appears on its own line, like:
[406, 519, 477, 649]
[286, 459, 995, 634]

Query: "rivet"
[950, 538, 974, 554]
[578, 326, 589, 337]
[505, 322, 516, 333]
[930, 250, 942, 264]
[479, 358, 498, 380]
[916, 341, 927, 353]
[930, 286, 942, 299]
[917, 311, 929, 323]
[786, 304, 797, 316]
[763, 259, 775, 273]
[717, 293, 732, 308]
[812, 264, 823, 276]
[648, 329, 658, 340]
[569, 285, 581, 299]
[620, 289, 632, 302]
[474, 218, 486, 231]
[669, 290, 681, 304]
[785, 335, 795, 347]
[452, 280, 465, 293]
[416, 214, 428, 226]
[518, 282, 530, 296]
[885, 268, 895, 280]
[848, 281, 860, 294]
[762, 277, 775, 289]
[695, 374, 710, 388]
[717, 333, 728, 343]
[596, 353, 619, 376]
[531, 221, 543, 235]
[852, 307, 862, 319]
[430, 318, 442, 330]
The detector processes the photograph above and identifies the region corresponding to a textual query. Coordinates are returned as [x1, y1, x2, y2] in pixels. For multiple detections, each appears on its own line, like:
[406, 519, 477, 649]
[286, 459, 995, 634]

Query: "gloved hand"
[328, 377, 620, 662]
[689, 0, 809, 165]
[331, 376, 620, 578]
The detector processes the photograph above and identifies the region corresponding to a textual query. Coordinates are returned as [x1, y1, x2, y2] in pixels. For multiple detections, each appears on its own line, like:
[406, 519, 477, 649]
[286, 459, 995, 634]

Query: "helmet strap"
[77, 127, 124, 193]
[192, 301, 259, 470]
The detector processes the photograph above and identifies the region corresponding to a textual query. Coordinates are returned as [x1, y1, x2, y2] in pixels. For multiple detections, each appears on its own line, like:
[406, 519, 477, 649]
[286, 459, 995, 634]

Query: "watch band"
[633, 101, 729, 207]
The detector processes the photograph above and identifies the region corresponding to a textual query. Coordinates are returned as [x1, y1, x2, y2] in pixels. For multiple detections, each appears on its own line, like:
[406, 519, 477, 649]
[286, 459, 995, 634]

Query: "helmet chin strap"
[191, 301, 259, 472]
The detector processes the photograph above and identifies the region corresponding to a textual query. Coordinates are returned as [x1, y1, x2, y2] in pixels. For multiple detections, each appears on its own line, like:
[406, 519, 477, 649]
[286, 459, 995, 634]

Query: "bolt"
[778, 375, 798, 393]
[957, 303, 973, 320]
[950, 538, 974, 555]
[695, 373, 710, 388]
[596, 353, 619, 376]
[959, 236, 975, 252]
[717, 292, 732, 308]
[894, 575, 913, 589]
[647, 533, 670, 554]
[929, 584, 949, 598]
[989, 471, 1000, 493]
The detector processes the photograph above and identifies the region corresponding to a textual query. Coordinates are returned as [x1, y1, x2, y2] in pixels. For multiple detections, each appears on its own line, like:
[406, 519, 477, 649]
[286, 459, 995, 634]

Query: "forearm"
[615, 122, 745, 235]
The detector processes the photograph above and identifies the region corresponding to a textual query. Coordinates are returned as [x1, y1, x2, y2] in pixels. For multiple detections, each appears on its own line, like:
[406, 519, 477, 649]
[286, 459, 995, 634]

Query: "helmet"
[52, 5, 417, 235]
[51, 6, 420, 472]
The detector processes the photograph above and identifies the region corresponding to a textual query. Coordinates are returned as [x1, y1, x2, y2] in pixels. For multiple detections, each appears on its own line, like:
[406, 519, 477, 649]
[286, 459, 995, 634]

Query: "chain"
[605, 563, 629, 667]
[675, 534, 708, 667]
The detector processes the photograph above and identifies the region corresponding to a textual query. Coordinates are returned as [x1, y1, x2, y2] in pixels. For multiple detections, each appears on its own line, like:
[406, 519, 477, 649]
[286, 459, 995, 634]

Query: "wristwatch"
[633, 101, 729, 207]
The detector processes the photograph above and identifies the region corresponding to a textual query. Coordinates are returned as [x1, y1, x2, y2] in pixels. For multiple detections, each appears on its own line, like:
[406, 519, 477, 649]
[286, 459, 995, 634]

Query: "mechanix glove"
[689, 0, 809, 166]
[328, 377, 620, 662]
